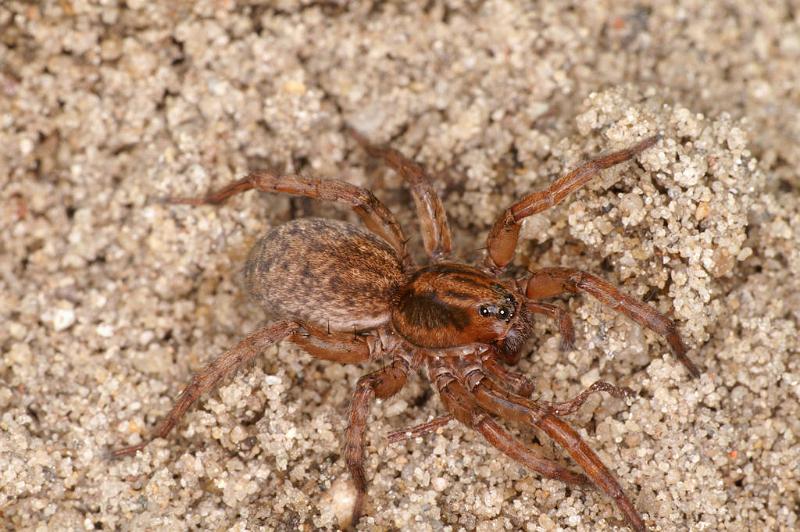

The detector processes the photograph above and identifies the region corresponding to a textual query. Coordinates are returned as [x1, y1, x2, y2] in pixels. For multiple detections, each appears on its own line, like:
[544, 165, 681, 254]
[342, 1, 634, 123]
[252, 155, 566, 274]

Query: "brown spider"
[114, 129, 699, 531]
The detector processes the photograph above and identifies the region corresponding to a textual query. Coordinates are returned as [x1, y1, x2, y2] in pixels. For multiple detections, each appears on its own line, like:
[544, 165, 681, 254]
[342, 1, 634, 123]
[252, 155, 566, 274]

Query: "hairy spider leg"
[481, 355, 634, 416]
[393, 356, 631, 443]
[349, 127, 453, 260]
[168, 170, 414, 268]
[430, 360, 593, 487]
[290, 323, 372, 363]
[386, 414, 453, 444]
[440, 356, 646, 532]
[525, 267, 700, 377]
[344, 357, 409, 527]
[485, 136, 661, 272]
[112, 321, 371, 457]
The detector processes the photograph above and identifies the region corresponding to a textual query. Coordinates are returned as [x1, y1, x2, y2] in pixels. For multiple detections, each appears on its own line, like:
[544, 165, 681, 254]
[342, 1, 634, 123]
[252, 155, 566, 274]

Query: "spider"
[114, 128, 700, 531]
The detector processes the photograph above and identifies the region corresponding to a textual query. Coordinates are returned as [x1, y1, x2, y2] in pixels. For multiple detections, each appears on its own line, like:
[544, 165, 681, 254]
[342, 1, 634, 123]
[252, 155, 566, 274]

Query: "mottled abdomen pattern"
[245, 218, 405, 331]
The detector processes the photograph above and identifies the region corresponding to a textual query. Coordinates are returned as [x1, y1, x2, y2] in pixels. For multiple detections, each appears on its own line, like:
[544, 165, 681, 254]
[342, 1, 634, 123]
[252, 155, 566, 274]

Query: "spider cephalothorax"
[391, 262, 531, 354]
[114, 129, 699, 532]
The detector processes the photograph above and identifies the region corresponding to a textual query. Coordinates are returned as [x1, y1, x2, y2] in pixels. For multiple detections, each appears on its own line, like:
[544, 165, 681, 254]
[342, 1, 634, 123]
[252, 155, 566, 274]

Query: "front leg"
[446, 358, 646, 532]
[388, 352, 633, 445]
[546, 381, 636, 417]
[525, 267, 700, 377]
[428, 360, 592, 488]
[485, 136, 660, 272]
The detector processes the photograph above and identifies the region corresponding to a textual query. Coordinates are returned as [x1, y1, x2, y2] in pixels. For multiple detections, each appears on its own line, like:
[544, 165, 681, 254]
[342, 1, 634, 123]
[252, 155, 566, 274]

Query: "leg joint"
[462, 366, 485, 392]
[469, 410, 490, 429]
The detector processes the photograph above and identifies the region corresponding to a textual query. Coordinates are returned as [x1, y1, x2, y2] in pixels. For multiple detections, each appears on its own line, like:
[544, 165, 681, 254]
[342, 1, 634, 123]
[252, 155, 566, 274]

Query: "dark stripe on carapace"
[447, 274, 490, 288]
[400, 290, 471, 331]
[442, 290, 477, 301]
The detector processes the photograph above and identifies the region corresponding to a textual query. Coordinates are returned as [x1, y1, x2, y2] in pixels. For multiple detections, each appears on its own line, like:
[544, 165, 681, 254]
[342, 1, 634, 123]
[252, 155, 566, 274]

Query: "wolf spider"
[114, 129, 699, 531]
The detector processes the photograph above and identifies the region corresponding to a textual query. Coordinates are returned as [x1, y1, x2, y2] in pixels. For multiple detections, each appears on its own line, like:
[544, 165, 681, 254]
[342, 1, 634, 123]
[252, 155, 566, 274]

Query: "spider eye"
[479, 306, 490, 317]
[498, 308, 509, 319]
[505, 294, 515, 305]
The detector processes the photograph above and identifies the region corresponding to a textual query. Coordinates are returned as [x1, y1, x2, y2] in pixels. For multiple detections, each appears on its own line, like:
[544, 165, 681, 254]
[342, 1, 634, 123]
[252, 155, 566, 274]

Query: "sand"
[1, 1, 798, 531]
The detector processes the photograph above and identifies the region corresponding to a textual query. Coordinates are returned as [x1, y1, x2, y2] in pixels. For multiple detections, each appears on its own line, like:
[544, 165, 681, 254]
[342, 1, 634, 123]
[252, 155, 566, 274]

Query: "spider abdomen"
[245, 218, 405, 331]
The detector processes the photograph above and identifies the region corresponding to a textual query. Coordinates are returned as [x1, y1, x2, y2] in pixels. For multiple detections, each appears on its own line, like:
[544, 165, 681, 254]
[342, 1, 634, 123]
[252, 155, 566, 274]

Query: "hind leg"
[113, 321, 372, 457]
[113, 321, 300, 456]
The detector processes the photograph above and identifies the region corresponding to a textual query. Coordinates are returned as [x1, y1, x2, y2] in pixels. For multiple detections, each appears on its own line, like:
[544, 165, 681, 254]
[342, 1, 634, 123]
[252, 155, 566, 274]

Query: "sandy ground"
[2, 1, 799, 531]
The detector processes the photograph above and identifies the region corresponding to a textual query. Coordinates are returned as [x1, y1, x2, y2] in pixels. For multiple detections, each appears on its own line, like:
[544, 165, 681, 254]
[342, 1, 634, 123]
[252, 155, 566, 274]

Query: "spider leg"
[386, 414, 452, 443]
[428, 363, 592, 487]
[289, 323, 371, 364]
[344, 357, 409, 528]
[528, 301, 576, 351]
[112, 321, 300, 457]
[481, 355, 535, 397]
[388, 336, 608, 445]
[482, 355, 634, 415]
[446, 358, 646, 532]
[485, 136, 660, 272]
[168, 170, 413, 268]
[387, 369, 619, 444]
[546, 381, 636, 417]
[348, 128, 452, 260]
[525, 267, 700, 378]
[112, 321, 373, 458]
